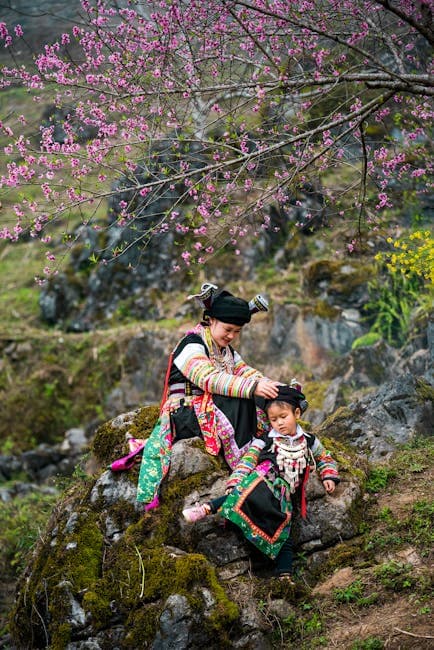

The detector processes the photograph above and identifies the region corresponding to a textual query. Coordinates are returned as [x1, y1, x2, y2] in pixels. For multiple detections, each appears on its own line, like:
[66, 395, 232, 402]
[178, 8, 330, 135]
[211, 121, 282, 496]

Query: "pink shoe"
[109, 441, 146, 471]
[182, 503, 210, 523]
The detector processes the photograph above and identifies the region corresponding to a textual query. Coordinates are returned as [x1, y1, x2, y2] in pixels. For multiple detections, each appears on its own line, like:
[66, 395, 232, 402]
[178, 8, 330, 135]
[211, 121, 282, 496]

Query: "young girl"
[183, 383, 340, 581]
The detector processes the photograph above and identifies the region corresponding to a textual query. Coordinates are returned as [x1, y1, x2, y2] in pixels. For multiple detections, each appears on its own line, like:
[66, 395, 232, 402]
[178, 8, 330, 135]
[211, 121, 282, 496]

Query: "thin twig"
[394, 627, 434, 640]
[357, 119, 368, 242]
[134, 544, 146, 598]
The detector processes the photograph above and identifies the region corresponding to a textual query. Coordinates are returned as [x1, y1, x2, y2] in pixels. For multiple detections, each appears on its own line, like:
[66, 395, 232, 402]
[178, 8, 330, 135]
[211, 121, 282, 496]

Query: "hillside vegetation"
[0, 21, 433, 647]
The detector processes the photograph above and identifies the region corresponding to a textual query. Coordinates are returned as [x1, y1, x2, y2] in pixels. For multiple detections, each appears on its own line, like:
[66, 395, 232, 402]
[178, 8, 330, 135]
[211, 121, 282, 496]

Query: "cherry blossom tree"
[0, 0, 432, 277]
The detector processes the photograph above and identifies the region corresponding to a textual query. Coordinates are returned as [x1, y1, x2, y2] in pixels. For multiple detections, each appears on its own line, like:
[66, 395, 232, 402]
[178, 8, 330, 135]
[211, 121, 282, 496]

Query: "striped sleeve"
[233, 350, 264, 381]
[310, 436, 340, 483]
[173, 343, 259, 398]
[225, 439, 266, 491]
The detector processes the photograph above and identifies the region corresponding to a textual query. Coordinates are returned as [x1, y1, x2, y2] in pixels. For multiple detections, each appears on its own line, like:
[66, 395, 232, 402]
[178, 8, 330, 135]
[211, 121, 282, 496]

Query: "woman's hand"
[254, 378, 281, 399]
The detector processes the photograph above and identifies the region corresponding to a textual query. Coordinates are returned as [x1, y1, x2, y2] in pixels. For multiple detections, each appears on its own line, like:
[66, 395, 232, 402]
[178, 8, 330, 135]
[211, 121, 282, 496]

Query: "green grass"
[0, 242, 47, 329]
[0, 489, 58, 577]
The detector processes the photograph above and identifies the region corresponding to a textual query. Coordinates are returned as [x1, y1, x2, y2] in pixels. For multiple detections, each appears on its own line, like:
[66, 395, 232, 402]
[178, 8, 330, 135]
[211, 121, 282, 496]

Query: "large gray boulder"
[315, 373, 433, 461]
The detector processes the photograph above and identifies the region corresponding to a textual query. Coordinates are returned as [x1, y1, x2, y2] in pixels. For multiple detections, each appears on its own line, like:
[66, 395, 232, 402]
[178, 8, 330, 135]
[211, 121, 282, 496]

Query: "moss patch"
[314, 405, 361, 441]
[352, 332, 383, 349]
[415, 377, 434, 404]
[0, 331, 125, 451]
[303, 380, 330, 411]
[303, 259, 374, 299]
[91, 405, 160, 467]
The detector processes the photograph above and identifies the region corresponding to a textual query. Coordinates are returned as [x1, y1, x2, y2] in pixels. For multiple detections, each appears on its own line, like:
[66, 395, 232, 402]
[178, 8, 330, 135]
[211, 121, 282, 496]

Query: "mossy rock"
[314, 432, 368, 482]
[91, 404, 160, 467]
[10, 458, 240, 649]
[415, 377, 434, 404]
[302, 259, 374, 299]
[314, 405, 360, 441]
[10, 495, 104, 647]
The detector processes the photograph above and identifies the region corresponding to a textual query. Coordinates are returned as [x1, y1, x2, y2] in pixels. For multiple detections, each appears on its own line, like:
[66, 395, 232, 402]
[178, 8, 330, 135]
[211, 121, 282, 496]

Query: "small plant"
[334, 580, 364, 604]
[409, 500, 434, 547]
[303, 612, 323, 634]
[365, 466, 395, 493]
[351, 638, 384, 650]
[378, 506, 394, 523]
[334, 580, 379, 608]
[363, 268, 425, 347]
[374, 561, 414, 590]
[365, 531, 403, 552]
[280, 607, 325, 644]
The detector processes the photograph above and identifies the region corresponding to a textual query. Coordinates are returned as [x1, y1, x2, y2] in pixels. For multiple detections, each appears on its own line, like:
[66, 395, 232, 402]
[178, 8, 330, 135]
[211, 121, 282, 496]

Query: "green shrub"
[374, 561, 414, 590]
[363, 269, 426, 347]
[365, 467, 395, 493]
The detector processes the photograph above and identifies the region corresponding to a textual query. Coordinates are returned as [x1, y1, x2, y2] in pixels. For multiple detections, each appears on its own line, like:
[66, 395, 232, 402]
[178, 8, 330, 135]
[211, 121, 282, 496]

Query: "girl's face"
[209, 318, 242, 348]
[267, 402, 301, 437]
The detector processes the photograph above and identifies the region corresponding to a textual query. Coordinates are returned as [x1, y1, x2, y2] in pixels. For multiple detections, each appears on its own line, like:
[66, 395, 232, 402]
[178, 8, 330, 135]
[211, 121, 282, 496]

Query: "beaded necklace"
[271, 427, 309, 494]
[202, 325, 234, 373]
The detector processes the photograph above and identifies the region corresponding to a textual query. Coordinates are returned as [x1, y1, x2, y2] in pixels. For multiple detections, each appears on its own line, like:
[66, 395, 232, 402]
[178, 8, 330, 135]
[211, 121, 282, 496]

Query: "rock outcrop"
[10, 406, 365, 650]
[5, 315, 433, 649]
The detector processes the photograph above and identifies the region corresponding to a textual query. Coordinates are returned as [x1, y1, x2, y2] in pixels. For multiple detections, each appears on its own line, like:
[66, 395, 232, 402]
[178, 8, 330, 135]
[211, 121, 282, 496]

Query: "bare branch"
[375, 0, 434, 46]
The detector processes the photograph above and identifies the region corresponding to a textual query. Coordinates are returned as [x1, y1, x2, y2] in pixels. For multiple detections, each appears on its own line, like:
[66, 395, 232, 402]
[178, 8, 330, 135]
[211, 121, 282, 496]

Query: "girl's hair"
[265, 399, 299, 413]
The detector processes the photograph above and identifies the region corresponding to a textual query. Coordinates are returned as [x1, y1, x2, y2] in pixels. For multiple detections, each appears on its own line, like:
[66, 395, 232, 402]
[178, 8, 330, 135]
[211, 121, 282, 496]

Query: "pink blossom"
[181, 251, 191, 265]
[376, 192, 392, 209]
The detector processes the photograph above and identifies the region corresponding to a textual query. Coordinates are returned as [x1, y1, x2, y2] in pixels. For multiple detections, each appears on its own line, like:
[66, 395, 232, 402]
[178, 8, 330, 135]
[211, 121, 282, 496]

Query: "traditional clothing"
[136, 320, 270, 508]
[219, 425, 340, 559]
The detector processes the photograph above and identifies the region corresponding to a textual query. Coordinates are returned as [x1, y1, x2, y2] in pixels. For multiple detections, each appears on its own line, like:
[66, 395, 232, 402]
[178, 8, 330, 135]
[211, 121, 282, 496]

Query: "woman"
[136, 283, 281, 510]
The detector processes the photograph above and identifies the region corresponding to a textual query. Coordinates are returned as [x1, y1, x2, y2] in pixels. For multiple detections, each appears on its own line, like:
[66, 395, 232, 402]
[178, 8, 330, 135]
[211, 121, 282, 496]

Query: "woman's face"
[209, 318, 242, 348]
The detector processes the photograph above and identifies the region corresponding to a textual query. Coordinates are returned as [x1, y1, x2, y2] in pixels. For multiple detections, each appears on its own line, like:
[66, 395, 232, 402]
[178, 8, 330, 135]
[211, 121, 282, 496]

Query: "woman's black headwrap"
[187, 282, 269, 327]
[205, 291, 251, 326]
[264, 384, 309, 413]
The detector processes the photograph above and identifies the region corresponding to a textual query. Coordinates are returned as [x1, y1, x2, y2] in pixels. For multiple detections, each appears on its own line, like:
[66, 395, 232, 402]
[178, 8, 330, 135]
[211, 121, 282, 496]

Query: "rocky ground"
[2, 382, 432, 649]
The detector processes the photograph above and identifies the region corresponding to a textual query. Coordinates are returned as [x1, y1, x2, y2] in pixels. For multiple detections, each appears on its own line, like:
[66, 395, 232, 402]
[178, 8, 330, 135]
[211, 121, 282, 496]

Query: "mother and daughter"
[135, 283, 339, 580]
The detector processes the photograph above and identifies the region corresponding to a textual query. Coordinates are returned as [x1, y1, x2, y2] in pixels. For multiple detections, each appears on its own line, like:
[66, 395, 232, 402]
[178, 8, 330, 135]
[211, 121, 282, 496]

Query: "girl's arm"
[310, 436, 340, 487]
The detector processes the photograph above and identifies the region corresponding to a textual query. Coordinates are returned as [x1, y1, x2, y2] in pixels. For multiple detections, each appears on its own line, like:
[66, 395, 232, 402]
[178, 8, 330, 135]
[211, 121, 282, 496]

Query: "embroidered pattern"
[221, 472, 292, 559]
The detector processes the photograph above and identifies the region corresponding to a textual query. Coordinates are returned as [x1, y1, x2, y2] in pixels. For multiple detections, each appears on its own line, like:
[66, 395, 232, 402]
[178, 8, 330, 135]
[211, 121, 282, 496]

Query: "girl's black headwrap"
[264, 384, 309, 413]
